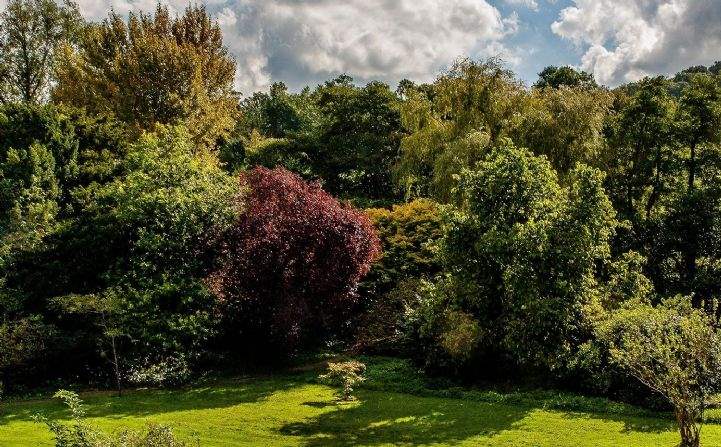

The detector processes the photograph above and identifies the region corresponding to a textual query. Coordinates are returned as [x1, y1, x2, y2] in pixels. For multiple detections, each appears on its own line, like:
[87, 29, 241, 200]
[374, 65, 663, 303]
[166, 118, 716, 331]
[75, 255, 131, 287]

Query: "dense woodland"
[2, 1, 721, 446]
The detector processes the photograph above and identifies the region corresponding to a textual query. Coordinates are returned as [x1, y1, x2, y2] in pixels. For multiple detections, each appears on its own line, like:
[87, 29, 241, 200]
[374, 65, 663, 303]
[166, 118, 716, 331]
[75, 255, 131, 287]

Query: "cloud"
[552, 0, 721, 86]
[71, 0, 518, 94]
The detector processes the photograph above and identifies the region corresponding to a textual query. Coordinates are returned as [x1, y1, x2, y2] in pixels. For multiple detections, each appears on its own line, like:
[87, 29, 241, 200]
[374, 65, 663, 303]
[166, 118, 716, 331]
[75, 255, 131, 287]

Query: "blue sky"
[491, 0, 579, 84]
[25, 0, 721, 94]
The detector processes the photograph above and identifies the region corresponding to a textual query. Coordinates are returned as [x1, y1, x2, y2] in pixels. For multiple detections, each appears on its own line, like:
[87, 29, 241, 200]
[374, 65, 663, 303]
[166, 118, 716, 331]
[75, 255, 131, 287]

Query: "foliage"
[319, 360, 367, 401]
[534, 66, 597, 90]
[35, 390, 190, 447]
[0, 0, 83, 104]
[53, 4, 237, 148]
[513, 85, 613, 175]
[209, 167, 380, 354]
[395, 58, 527, 201]
[604, 77, 678, 220]
[312, 77, 402, 201]
[127, 355, 191, 389]
[412, 144, 617, 376]
[596, 297, 721, 447]
[363, 199, 443, 296]
[80, 125, 237, 359]
[2, 124, 235, 391]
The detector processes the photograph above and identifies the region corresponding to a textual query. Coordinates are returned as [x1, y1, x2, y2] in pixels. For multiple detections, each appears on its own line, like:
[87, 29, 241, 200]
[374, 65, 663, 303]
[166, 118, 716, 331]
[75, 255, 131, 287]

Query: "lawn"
[2, 360, 721, 447]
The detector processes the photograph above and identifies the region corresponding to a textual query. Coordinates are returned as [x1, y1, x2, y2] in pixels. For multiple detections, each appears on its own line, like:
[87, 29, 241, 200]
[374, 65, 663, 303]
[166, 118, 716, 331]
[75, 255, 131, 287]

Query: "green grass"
[2, 359, 721, 446]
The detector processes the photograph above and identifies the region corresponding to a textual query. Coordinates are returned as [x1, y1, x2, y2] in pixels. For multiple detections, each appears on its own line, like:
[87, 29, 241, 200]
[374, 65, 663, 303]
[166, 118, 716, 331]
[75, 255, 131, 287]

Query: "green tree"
[313, 77, 402, 202]
[513, 85, 612, 175]
[534, 65, 597, 90]
[417, 144, 616, 375]
[53, 4, 238, 148]
[605, 77, 677, 219]
[395, 58, 528, 201]
[0, 0, 82, 104]
[597, 297, 721, 447]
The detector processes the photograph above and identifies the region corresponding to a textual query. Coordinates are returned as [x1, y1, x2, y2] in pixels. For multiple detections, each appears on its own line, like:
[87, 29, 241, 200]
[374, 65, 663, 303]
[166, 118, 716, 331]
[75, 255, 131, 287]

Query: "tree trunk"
[688, 141, 697, 191]
[675, 407, 701, 447]
[110, 335, 122, 397]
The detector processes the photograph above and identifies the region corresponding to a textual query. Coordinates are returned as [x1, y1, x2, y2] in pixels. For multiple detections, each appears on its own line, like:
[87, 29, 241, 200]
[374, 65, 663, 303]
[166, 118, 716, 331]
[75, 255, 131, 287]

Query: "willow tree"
[53, 4, 238, 148]
[394, 58, 528, 202]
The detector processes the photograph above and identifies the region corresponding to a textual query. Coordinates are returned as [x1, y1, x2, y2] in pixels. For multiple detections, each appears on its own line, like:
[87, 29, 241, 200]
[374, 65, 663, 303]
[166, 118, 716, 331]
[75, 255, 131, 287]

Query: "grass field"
[2, 359, 721, 446]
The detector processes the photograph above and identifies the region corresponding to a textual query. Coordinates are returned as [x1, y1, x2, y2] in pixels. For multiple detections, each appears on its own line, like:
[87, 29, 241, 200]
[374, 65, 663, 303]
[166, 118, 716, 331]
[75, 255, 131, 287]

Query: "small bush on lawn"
[319, 361, 367, 401]
[34, 390, 192, 447]
[127, 355, 192, 388]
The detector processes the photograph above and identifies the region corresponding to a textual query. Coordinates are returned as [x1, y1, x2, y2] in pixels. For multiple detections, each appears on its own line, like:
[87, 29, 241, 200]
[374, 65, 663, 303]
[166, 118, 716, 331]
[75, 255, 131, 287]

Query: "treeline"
[2, 2, 721, 444]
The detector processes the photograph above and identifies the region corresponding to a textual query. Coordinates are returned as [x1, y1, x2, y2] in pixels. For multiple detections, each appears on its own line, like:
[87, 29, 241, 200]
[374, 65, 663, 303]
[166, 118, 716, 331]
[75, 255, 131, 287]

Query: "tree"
[209, 167, 380, 353]
[534, 65, 597, 90]
[395, 58, 528, 201]
[0, 0, 82, 104]
[53, 4, 238, 148]
[513, 85, 612, 175]
[597, 298, 721, 447]
[313, 77, 402, 202]
[605, 77, 677, 219]
[669, 73, 721, 302]
[4, 125, 237, 386]
[319, 360, 366, 402]
[414, 144, 616, 375]
[82, 125, 237, 361]
[676, 73, 721, 191]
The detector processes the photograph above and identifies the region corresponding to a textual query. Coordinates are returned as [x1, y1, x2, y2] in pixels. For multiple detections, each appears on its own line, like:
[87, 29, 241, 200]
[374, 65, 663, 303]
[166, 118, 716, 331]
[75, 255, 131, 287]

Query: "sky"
[6, 0, 721, 95]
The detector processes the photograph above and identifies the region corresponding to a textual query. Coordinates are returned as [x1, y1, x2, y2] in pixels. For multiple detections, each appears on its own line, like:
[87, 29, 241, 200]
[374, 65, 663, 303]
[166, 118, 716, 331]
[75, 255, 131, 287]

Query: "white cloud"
[552, 0, 721, 86]
[72, 0, 518, 94]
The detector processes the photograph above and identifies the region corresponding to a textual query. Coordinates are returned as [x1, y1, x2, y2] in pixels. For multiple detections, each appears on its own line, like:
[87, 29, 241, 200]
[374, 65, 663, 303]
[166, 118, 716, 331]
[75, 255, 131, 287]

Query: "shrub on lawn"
[319, 360, 367, 401]
[597, 297, 721, 447]
[35, 390, 192, 447]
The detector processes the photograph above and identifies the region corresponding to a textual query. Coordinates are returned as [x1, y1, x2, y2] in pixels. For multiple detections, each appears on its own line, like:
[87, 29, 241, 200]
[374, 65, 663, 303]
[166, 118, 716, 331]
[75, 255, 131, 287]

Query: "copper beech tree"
[209, 167, 380, 352]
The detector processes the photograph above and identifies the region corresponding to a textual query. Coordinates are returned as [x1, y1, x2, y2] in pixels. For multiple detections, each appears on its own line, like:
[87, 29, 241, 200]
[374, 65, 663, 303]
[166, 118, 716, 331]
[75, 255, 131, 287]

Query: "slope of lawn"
[1, 358, 720, 447]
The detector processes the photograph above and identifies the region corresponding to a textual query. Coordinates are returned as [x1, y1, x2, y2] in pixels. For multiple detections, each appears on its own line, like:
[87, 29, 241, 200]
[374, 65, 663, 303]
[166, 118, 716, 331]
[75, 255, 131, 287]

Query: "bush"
[209, 167, 380, 354]
[596, 297, 721, 447]
[319, 360, 367, 401]
[36, 390, 191, 447]
[127, 355, 191, 389]
[354, 199, 443, 354]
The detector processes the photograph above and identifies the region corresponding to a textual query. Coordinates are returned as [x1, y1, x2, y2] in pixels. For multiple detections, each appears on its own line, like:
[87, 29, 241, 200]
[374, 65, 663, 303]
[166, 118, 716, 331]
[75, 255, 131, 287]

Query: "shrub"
[596, 297, 721, 447]
[35, 390, 191, 447]
[354, 199, 443, 354]
[319, 360, 367, 401]
[127, 355, 191, 389]
[363, 199, 443, 294]
[209, 167, 380, 354]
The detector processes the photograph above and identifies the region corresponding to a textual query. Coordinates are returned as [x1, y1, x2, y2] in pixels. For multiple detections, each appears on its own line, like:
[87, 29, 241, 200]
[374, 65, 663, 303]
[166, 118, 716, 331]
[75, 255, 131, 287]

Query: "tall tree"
[395, 58, 528, 201]
[53, 4, 238, 148]
[313, 77, 402, 202]
[0, 0, 82, 104]
[534, 65, 597, 90]
[605, 77, 677, 220]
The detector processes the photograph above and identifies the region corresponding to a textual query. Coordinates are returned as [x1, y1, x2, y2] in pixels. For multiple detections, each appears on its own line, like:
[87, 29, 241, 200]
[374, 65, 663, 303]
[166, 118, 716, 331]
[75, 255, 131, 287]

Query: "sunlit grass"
[2, 371, 721, 447]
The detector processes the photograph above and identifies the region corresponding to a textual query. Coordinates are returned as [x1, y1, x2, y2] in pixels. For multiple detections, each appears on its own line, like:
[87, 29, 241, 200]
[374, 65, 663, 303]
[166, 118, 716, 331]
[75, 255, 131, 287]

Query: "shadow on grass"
[281, 390, 530, 447]
[0, 375, 300, 426]
[560, 410, 676, 435]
